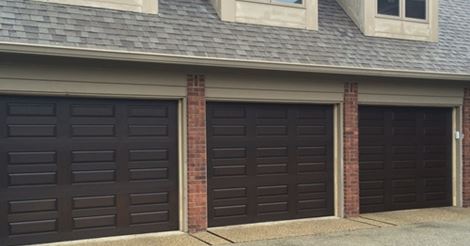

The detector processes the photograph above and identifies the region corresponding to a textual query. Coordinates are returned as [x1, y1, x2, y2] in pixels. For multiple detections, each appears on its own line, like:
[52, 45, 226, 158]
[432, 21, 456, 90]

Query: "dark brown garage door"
[0, 96, 179, 246]
[359, 106, 452, 213]
[207, 102, 334, 227]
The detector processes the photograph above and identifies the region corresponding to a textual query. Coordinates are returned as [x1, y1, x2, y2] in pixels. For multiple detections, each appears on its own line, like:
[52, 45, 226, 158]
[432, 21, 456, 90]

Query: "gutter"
[0, 41, 469, 81]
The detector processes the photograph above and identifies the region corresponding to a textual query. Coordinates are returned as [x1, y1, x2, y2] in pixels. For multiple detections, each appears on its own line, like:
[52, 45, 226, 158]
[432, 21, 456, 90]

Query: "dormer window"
[336, 0, 437, 42]
[210, 0, 317, 30]
[406, 0, 426, 19]
[378, 0, 427, 20]
[33, 0, 158, 14]
[378, 0, 399, 16]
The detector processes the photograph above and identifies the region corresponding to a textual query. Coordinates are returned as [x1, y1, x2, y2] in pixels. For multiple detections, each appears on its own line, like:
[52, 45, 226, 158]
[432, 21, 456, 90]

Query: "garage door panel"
[70, 117, 117, 126]
[391, 160, 417, 169]
[4, 115, 57, 124]
[72, 209, 118, 223]
[389, 138, 419, 145]
[127, 123, 174, 136]
[359, 106, 452, 213]
[423, 127, 446, 136]
[208, 102, 334, 227]
[360, 192, 385, 204]
[360, 170, 386, 180]
[257, 202, 289, 214]
[424, 195, 449, 204]
[294, 175, 330, 186]
[296, 156, 329, 166]
[257, 197, 290, 208]
[257, 185, 289, 196]
[298, 191, 330, 204]
[391, 121, 416, 129]
[256, 124, 289, 135]
[212, 198, 248, 208]
[297, 181, 326, 192]
[254, 137, 329, 145]
[212, 166, 247, 177]
[0, 96, 179, 245]
[361, 196, 385, 208]
[360, 154, 386, 163]
[296, 197, 328, 208]
[214, 179, 290, 189]
[8, 212, 59, 228]
[256, 164, 288, 175]
[358, 138, 386, 146]
[360, 161, 385, 170]
[297, 162, 328, 173]
[360, 179, 385, 190]
[213, 204, 248, 218]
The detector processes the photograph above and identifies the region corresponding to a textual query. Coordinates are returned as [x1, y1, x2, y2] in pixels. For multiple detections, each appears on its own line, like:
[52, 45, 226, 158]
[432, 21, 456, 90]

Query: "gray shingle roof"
[0, 0, 469, 76]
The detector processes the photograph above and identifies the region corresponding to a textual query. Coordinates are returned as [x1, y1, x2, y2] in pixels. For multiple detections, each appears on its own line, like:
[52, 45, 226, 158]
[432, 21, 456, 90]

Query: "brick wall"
[187, 74, 208, 232]
[343, 82, 360, 217]
[463, 88, 470, 207]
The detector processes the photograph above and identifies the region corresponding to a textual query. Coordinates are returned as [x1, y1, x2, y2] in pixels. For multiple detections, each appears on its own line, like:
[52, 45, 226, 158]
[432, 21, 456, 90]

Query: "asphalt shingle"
[0, 0, 469, 75]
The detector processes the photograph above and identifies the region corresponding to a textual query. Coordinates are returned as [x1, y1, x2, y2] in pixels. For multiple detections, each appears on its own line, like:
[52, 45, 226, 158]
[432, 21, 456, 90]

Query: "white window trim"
[376, 0, 429, 23]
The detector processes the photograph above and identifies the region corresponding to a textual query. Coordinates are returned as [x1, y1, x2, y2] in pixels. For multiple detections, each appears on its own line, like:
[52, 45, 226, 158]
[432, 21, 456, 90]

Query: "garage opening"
[359, 106, 452, 213]
[207, 102, 335, 227]
[0, 96, 179, 245]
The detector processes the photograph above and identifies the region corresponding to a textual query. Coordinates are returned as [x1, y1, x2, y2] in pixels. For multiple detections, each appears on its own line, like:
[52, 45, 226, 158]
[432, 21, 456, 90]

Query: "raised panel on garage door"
[207, 102, 334, 227]
[359, 106, 452, 213]
[0, 96, 179, 246]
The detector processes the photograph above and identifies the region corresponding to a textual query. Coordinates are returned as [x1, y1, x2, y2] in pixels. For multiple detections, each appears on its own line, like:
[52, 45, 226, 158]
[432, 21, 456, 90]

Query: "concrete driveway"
[42, 207, 470, 246]
[234, 214, 470, 246]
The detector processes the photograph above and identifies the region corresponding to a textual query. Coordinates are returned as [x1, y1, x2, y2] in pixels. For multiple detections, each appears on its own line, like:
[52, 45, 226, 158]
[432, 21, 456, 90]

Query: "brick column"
[187, 75, 208, 232]
[343, 82, 360, 217]
[463, 88, 470, 207]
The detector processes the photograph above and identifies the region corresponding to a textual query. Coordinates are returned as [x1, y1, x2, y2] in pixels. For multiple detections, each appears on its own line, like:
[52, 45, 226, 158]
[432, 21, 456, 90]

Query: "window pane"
[273, 0, 303, 4]
[378, 0, 400, 16]
[406, 0, 426, 19]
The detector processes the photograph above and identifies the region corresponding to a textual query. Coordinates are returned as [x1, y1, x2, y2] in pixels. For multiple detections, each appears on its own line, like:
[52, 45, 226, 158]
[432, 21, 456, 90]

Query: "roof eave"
[0, 41, 469, 81]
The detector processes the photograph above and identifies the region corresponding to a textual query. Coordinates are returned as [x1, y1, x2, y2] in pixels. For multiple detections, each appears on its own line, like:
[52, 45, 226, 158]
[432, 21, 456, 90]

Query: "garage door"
[359, 106, 452, 213]
[207, 102, 334, 227]
[0, 96, 179, 245]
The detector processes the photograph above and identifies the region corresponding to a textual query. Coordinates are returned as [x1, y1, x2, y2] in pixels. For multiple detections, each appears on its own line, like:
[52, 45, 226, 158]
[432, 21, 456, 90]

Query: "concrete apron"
[37, 207, 470, 246]
[36, 232, 207, 246]
[359, 207, 470, 226]
[203, 207, 470, 244]
[205, 217, 374, 244]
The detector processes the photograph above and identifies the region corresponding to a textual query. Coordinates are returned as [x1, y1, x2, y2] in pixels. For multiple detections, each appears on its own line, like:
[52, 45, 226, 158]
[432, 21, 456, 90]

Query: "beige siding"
[0, 56, 465, 107]
[211, 0, 318, 30]
[336, 0, 365, 32]
[34, 0, 158, 14]
[209, 0, 222, 16]
[0, 58, 186, 98]
[358, 80, 464, 106]
[205, 69, 344, 103]
[236, 1, 307, 29]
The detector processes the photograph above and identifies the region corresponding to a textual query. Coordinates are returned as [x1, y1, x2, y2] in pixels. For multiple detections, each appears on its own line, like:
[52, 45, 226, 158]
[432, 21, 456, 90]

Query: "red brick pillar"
[463, 88, 470, 207]
[344, 82, 360, 217]
[187, 75, 208, 232]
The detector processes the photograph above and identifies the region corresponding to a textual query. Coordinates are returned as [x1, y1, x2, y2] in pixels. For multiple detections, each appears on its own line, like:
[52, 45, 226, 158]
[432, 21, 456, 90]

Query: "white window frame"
[376, 0, 429, 23]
